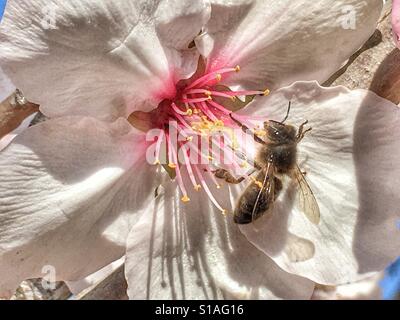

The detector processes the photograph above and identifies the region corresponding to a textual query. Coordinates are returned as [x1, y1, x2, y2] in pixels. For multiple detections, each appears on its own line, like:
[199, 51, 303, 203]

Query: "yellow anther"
[204, 90, 212, 97]
[230, 96, 237, 102]
[207, 96, 212, 101]
[263, 88, 270, 96]
[186, 109, 193, 116]
[254, 129, 267, 136]
[194, 184, 201, 191]
[235, 65, 241, 72]
[240, 162, 248, 168]
[168, 163, 177, 169]
[153, 159, 160, 165]
[221, 209, 228, 215]
[186, 136, 193, 142]
[254, 180, 263, 189]
[216, 74, 222, 81]
[208, 155, 214, 160]
[181, 195, 191, 203]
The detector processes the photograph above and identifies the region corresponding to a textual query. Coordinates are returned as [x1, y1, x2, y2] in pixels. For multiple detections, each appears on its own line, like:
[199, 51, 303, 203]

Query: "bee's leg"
[213, 168, 245, 184]
[298, 128, 312, 141]
[297, 120, 308, 135]
[253, 161, 263, 170]
[229, 113, 266, 145]
[296, 120, 312, 142]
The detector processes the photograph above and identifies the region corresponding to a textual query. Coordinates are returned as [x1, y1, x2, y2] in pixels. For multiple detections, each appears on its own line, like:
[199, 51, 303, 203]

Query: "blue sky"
[0, 0, 6, 21]
[381, 258, 400, 299]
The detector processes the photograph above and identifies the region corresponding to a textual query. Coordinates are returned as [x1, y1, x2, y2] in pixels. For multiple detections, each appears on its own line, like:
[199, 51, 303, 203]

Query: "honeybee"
[215, 102, 320, 225]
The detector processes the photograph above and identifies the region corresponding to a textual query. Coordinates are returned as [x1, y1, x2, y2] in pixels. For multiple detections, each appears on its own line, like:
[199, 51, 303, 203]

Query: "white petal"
[125, 180, 314, 300]
[197, 0, 382, 90]
[0, 0, 210, 120]
[0, 116, 159, 298]
[0, 113, 36, 151]
[237, 82, 400, 285]
[66, 257, 125, 295]
[0, 134, 16, 151]
[0, 66, 15, 101]
[312, 272, 383, 300]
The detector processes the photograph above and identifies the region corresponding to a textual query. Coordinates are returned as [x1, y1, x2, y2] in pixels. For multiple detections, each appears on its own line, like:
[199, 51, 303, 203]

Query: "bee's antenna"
[280, 101, 291, 124]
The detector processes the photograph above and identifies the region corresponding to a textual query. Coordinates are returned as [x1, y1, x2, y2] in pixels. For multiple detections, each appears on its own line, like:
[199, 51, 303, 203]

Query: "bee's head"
[264, 120, 297, 143]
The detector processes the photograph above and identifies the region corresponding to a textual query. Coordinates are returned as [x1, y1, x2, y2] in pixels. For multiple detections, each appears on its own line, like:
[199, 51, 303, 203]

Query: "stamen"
[146, 63, 271, 213]
[182, 94, 190, 110]
[185, 89, 211, 96]
[169, 121, 209, 165]
[240, 162, 248, 168]
[186, 67, 241, 90]
[212, 89, 269, 97]
[175, 113, 196, 133]
[194, 165, 226, 214]
[181, 97, 212, 104]
[154, 131, 165, 165]
[166, 132, 177, 169]
[254, 129, 267, 136]
[205, 151, 223, 189]
[167, 134, 190, 203]
[207, 91, 237, 99]
[199, 102, 219, 122]
[171, 102, 189, 116]
[181, 145, 201, 191]
[207, 100, 231, 115]
[211, 135, 242, 170]
[250, 176, 263, 189]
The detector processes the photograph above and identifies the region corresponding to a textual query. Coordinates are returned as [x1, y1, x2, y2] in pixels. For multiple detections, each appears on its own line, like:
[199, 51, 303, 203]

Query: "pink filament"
[186, 67, 237, 90]
[151, 63, 268, 210]
[193, 165, 225, 212]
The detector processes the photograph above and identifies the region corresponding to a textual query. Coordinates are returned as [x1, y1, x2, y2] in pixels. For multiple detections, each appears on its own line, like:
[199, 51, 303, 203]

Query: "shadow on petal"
[352, 92, 400, 274]
[127, 177, 315, 300]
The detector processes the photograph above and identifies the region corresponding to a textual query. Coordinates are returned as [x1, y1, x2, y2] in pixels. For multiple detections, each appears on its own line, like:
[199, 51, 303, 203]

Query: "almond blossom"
[1, 0, 399, 300]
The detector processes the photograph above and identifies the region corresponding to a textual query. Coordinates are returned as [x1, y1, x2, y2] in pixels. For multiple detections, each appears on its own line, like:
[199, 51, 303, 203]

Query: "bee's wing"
[252, 162, 275, 221]
[292, 165, 320, 224]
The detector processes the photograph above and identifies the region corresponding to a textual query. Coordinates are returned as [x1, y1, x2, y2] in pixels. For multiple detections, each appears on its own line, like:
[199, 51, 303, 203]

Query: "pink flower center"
[132, 63, 269, 213]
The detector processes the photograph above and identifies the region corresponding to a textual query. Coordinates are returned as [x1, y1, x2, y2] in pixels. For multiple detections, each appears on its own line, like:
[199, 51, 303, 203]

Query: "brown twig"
[0, 91, 39, 140]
